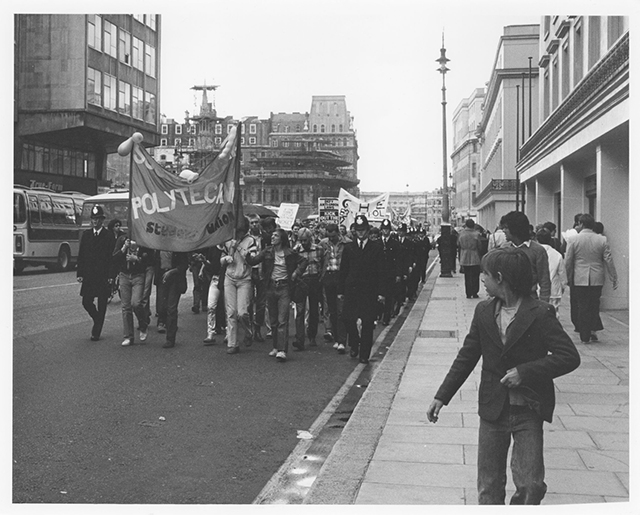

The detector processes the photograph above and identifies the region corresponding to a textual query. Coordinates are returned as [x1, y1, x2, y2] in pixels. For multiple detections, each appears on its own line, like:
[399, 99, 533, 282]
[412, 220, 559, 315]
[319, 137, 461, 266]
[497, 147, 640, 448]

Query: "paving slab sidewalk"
[304, 262, 629, 506]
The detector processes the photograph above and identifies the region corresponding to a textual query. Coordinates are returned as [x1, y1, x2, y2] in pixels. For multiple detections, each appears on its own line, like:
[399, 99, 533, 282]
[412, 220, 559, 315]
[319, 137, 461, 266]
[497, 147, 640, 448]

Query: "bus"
[79, 190, 130, 233]
[13, 186, 89, 273]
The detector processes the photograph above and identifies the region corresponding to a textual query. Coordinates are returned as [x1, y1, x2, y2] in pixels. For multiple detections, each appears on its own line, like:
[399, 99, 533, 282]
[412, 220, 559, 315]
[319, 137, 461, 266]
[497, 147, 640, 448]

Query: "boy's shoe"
[121, 338, 132, 347]
[157, 323, 166, 334]
[227, 346, 240, 355]
[323, 331, 333, 342]
[203, 334, 216, 345]
[336, 344, 346, 354]
[268, 348, 278, 357]
[139, 330, 148, 342]
[276, 351, 287, 362]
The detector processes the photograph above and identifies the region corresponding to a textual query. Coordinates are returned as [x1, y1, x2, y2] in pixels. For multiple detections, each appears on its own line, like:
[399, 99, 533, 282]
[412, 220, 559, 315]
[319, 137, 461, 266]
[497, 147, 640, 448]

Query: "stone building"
[474, 24, 540, 231]
[517, 16, 628, 309]
[450, 88, 485, 227]
[14, 14, 161, 194]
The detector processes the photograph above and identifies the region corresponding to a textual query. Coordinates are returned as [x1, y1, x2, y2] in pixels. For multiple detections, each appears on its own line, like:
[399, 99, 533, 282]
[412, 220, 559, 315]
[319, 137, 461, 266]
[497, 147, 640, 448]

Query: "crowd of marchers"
[76, 207, 432, 365]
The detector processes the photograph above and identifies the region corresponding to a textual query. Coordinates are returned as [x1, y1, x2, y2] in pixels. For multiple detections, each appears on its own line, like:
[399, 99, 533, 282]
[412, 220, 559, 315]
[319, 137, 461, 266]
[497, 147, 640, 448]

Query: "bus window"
[73, 199, 83, 225]
[14, 192, 27, 224]
[28, 195, 40, 224]
[52, 196, 76, 225]
[38, 195, 54, 225]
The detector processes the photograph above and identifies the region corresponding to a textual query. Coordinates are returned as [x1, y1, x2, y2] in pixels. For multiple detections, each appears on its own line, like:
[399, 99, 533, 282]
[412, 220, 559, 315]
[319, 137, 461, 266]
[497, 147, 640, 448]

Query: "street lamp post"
[436, 34, 453, 277]
[259, 167, 265, 204]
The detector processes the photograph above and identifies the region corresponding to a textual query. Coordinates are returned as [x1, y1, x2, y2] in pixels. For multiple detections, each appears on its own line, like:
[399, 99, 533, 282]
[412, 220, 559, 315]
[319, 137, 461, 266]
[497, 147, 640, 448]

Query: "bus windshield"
[14, 192, 27, 224]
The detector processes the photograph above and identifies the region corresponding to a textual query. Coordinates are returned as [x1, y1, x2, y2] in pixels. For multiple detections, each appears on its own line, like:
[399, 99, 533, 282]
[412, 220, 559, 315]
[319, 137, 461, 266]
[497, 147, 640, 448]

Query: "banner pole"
[128, 149, 134, 238]
[234, 122, 243, 229]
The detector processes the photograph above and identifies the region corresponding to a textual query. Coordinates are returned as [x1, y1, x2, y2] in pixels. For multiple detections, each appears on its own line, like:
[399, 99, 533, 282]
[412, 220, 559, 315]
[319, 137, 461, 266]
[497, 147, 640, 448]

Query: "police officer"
[77, 206, 115, 341]
[378, 219, 401, 325]
[394, 223, 416, 314]
[338, 215, 384, 364]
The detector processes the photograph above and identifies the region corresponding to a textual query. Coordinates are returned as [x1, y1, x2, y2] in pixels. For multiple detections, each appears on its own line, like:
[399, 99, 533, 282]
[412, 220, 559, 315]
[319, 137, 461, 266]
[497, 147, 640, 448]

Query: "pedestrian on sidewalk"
[564, 213, 618, 344]
[427, 247, 580, 505]
[338, 215, 384, 364]
[458, 219, 483, 299]
[536, 228, 568, 317]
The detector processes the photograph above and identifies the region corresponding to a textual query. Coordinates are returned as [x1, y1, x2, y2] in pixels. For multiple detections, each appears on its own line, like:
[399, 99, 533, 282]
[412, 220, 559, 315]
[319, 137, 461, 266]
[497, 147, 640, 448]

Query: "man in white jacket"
[536, 229, 567, 316]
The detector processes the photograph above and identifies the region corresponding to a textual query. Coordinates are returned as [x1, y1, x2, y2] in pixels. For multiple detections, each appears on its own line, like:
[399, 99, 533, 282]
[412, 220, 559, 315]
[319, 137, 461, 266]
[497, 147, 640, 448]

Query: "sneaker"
[121, 338, 132, 347]
[157, 323, 166, 334]
[227, 346, 240, 355]
[337, 344, 346, 354]
[203, 334, 216, 345]
[139, 330, 148, 342]
[276, 351, 287, 362]
[268, 348, 278, 357]
[333, 342, 340, 350]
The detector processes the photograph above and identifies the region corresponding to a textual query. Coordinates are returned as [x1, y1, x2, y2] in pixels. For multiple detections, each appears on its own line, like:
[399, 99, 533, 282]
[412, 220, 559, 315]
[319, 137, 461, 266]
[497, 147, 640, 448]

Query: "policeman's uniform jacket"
[434, 296, 580, 423]
[77, 227, 116, 298]
[338, 238, 383, 320]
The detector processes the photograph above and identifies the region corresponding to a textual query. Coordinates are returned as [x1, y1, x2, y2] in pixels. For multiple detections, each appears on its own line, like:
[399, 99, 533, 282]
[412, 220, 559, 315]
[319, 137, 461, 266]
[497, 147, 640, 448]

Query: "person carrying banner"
[249, 228, 308, 362]
[221, 216, 258, 355]
[248, 214, 266, 342]
[154, 250, 189, 348]
[338, 215, 384, 364]
[77, 206, 116, 341]
[112, 235, 153, 346]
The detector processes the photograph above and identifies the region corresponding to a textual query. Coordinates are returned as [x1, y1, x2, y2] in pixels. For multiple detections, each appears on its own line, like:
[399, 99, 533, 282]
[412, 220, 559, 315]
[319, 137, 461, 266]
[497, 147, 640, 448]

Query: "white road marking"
[14, 282, 78, 292]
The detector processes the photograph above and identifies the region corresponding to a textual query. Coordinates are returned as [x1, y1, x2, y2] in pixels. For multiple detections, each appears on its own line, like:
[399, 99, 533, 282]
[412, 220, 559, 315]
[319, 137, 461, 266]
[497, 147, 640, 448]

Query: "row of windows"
[133, 14, 157, 30]
[245, 187, 305, 204]
[20, 143, 97, 179]
[87, 67, 155, 123]
[159, 136, 260, 147]
[26, 194, 83, 226]
[88, 15, 156, 78]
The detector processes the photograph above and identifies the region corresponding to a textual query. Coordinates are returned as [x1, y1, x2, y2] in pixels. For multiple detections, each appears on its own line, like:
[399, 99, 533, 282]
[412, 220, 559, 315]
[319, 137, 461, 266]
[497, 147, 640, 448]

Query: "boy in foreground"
[427, 247, 580, 504]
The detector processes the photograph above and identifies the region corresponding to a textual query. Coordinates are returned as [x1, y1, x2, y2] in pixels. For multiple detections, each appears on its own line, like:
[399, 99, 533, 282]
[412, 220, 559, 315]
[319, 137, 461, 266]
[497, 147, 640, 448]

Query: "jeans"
[206, 276, 221, 336]
[250, 269, 266, 328]
[141, 265, 155, 319]
[321, 273, 346, 344]
[295, 275, 320, 344]
[119, 271, 149, 341]
[477, 404, 546, 505]
[157, 278, 183, 344]
[224, 275, 253, 348]
[266, 281, 291, 352]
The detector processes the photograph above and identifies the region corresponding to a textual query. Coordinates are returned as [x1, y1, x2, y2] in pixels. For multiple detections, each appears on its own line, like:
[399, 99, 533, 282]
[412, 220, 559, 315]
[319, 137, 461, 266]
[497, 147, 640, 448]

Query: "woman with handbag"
[249, 228, 307, 362]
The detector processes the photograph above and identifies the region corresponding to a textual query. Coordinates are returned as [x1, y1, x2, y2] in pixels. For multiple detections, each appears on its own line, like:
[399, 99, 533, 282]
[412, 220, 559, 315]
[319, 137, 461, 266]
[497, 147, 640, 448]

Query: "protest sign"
[318, 197, 339, 223]
[277, 203, 299, 230]
[338, 189, 389, 228]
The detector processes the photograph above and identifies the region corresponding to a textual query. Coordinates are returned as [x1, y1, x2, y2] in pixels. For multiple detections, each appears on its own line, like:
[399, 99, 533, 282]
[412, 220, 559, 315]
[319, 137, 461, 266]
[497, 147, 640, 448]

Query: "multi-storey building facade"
[152, 94, 360, 220]
[474, 24, 540, 231]
[14, 14, 161, 194]
[450, 88, 485, 226]
[517, 16, 628, 309]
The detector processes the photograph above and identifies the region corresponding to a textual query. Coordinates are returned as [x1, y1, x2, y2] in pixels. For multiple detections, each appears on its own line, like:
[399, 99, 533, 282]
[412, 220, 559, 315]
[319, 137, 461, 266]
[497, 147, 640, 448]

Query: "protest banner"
[318, 197, 339, 223]
[277, 203, 299, 230]
[337, 189, 389, 228]
[128, 125, 242, 251]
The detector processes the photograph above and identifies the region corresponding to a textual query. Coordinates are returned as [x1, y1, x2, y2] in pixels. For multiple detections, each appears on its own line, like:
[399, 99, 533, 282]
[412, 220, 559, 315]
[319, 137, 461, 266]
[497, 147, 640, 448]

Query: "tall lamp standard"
[259, 166, 265, 204]
[436, 34, 453, 277]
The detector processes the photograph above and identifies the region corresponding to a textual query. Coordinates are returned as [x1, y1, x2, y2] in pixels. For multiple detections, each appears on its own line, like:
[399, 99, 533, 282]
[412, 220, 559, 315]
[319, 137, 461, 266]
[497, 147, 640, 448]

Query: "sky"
[158, 1, 544, 193]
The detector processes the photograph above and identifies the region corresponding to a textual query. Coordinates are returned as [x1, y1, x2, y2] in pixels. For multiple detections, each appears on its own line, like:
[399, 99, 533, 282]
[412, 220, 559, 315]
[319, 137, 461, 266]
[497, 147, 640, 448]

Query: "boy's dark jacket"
[435, 296, 580, 423]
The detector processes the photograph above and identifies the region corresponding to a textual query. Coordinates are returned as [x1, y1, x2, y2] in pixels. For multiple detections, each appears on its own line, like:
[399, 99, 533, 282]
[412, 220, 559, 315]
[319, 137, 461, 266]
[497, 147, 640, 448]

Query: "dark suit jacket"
[338, 238, 383, 320]
[435, 296, 580, 423]
[77, 228, 116, 298]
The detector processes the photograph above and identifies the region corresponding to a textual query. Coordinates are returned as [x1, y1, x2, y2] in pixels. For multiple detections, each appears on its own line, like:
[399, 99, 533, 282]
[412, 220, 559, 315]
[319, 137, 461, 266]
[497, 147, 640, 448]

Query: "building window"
[543, 70, 550, 119]
[295, 124, 301, 132]
[339, 124, 343, 132]
[313, 124, 317, 132]
[573, 21, 584, 85]
[471, 163, 477, 178]
[249, 124, 256, 134]
[188, 138, 195, 147]
[145, 44, 156, 78]
[134, 14, 144, 23]
[214, 137, 222, 145]
[271, 140, 278, 147]
[132, 37, 144, 70]
[271, 188, 279, 203]
[283, 189, 291, 202]
[241, 137, 245, 145]
[284, 126, 290, 133]
[117, 80, 131, 115]
[146, 14, 157, 31]
[227, 124, 233, 134]
[144, 92, 156, 124]
[175, 138, 182, 147]
[118, 29, 131, 65]
[175, 125, 183, 135]
[103, 20, 117, 57]
[295, 142, 301, 147]
[320, 125, 325, 133]
[608, 16, 624, 46]
[103, 74, 116, 110]
[215, 124, 222, 135]
[588, 16, 601, 68]
[249, 137, 256, 145]
[132, 86, 143, 119]
[331, 124, 336, 132]
[295, 188, 304, 203]
[161, 124, 168, 135]
[160, 138, 167, 146]
[88, 15, 102, 50]
[87, 67, 102, 106]
[561, 40, 570, 99]
[283, 141, 289, 147]
[551, 57, 559, 111]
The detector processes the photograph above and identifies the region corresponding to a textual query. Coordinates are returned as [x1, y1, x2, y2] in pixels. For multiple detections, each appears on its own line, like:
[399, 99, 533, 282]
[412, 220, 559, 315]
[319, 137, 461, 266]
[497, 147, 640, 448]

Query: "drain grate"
[417, 329, 458, 338]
